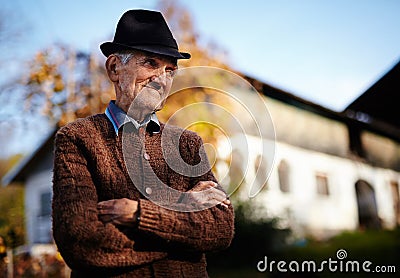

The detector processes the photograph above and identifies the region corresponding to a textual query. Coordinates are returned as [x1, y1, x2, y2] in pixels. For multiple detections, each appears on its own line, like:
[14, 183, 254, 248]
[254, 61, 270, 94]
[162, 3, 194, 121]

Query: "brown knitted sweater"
[52, 113, 234, 277]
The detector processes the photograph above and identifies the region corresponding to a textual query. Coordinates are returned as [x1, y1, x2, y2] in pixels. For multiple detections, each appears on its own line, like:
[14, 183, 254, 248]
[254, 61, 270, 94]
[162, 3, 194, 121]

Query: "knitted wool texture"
[52, 114, 234, 277]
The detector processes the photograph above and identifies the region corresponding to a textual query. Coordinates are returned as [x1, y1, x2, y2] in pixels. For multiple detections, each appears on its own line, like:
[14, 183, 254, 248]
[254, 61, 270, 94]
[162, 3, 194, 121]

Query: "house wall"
[217, 134, 400, 239]
[362, 130, 400, 170]
[266, 97, 349, 158]
[24, 153, 53, 245]
[209, 90, 400, 238]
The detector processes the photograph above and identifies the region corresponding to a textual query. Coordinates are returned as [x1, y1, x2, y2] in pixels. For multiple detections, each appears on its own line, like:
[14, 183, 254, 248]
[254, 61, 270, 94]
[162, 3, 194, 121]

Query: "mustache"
[146, 81, 162, 91]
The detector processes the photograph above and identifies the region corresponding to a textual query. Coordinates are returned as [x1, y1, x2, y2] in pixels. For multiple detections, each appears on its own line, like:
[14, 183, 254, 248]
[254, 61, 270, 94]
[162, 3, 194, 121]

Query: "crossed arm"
[97, 181, 231, 227]
[52, 128, 234, 271]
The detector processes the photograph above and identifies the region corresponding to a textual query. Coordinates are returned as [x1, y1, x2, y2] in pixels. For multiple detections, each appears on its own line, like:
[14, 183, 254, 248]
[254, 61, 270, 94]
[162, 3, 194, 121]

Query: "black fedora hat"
[100, 9, 190, 59]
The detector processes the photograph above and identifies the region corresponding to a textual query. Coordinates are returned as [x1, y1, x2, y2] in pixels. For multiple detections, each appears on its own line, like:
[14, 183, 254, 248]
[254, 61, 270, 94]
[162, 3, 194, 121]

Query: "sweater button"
[143, 152, 150, 160]
[138, 127, 145, 137]
[145, 187, 152, 195]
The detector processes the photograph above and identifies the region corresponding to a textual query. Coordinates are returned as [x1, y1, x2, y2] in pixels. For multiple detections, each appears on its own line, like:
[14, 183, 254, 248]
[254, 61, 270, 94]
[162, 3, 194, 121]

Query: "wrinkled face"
[110, 51, 178, 119]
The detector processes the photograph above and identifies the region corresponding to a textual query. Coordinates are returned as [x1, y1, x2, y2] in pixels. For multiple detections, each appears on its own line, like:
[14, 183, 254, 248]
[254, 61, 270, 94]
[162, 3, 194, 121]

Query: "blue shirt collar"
[105, 101, 160, 136]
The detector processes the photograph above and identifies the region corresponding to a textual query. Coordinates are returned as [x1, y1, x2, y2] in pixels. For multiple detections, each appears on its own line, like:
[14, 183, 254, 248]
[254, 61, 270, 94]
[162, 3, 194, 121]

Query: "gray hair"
[114, 50, 136, 65]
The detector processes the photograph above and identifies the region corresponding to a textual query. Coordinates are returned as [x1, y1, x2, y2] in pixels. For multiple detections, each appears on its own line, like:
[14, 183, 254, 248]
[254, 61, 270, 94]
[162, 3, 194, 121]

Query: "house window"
[278, 160, 290, 193]
[34, 191, 53, 244]
[316, 173, 330, 196]
[40, 192, 52, 217]
[254, 154, 268, 190]
[228, 149, 245, 192]
[390, 181, 400, 226]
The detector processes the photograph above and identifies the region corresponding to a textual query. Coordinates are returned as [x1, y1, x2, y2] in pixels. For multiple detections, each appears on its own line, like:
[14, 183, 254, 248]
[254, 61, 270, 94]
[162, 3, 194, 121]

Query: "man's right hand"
[185, 181, 231, 208]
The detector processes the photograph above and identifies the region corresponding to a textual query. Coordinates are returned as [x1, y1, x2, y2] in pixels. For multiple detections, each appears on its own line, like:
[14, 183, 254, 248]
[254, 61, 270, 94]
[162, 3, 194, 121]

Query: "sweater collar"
[105, 101, 160, 136]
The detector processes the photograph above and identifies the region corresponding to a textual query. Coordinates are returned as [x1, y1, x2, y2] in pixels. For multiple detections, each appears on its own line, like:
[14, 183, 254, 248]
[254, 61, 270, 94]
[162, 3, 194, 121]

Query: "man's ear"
[105, 55, 119, 82]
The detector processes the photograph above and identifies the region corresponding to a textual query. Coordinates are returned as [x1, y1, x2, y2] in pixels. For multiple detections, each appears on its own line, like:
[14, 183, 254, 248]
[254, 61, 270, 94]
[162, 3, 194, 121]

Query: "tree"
[0, 194, 26, 247]
[18, 44, 114, 127]
[0, 155, 25, 248]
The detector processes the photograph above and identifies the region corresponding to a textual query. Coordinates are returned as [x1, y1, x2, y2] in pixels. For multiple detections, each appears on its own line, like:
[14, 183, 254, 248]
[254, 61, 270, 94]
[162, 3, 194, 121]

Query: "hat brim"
[100, 42, 191, 59]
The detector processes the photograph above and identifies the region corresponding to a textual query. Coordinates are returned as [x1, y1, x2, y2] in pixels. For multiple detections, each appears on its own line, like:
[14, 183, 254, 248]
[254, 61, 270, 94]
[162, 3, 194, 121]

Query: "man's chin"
[154, 102, 166, 112]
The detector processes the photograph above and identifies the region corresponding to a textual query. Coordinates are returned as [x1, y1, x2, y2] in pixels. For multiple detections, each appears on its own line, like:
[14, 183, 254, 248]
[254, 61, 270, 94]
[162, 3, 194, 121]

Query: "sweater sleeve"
[137, 131, 235, 252]
[52, 127, 167, 271]
[138, 199, 234, 252]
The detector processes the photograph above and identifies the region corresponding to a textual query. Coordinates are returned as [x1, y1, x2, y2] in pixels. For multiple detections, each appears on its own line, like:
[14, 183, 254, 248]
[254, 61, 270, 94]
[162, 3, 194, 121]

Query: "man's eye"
[143, 58, 158, 68]
[166, 68, 177, 78]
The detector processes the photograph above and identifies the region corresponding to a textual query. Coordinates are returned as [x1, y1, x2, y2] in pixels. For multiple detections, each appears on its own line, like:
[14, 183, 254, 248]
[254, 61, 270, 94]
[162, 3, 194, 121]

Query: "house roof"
[1, 129, 57, 186]
[345, 60, 400, 130]
[245, 59, 400, 142]
[244, 75, 345, 122]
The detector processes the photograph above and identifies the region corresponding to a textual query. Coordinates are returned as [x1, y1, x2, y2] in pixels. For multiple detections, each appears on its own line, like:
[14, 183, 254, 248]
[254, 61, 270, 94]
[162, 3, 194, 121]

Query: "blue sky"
[3, 0, 400, 111]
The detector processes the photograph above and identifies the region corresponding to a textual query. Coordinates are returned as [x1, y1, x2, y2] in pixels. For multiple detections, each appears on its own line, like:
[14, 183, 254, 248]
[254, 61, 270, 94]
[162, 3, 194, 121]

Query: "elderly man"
[52, 9, 234, 277]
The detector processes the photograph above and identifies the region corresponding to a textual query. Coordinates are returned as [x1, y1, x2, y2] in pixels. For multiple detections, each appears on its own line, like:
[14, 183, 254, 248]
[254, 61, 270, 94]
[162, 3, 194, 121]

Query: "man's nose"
[150, 71, 167, 85]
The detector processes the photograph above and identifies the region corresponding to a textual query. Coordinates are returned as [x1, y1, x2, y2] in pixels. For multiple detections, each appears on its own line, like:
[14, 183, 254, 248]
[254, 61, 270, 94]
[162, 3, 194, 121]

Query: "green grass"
[278, 228, 400, 277]
[283, 229, 400, 263]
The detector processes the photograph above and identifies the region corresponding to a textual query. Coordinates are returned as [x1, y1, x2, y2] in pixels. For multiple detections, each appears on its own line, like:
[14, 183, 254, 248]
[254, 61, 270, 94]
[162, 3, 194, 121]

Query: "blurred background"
[0, 0, 400, 277]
